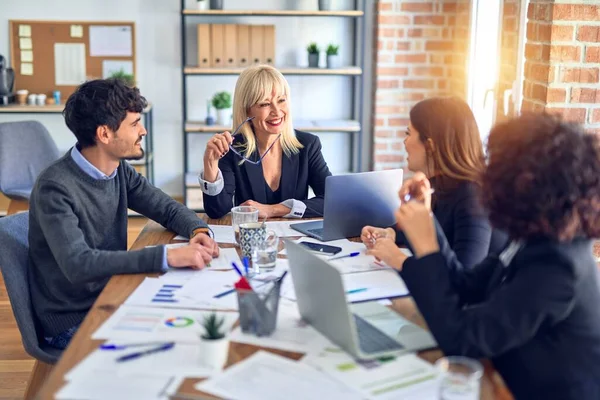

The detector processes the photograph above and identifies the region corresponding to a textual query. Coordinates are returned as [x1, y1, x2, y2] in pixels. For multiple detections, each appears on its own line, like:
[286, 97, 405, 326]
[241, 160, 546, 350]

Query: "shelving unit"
[180, 1, 366, 210]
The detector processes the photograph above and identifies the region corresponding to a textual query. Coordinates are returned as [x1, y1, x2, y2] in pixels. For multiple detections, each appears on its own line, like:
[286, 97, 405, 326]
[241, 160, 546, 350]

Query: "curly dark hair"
[63, 78, 147, 148]
[481, 113, 600, 242]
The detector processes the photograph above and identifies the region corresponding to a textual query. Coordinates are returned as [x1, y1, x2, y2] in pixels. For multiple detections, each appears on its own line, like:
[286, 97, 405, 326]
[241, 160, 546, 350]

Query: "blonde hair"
[232, 65, 303, 159]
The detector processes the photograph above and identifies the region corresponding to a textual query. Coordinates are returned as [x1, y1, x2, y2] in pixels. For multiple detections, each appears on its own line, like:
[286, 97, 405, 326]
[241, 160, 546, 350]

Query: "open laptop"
[285, 240, 437, 360]
[290, 169, 403, 241]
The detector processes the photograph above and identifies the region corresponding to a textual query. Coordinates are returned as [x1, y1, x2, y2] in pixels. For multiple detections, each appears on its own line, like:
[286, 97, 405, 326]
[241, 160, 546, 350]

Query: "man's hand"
[190, 232, 219, 258]
[166, 244, 213, 270]
[366, 238, 409, 271]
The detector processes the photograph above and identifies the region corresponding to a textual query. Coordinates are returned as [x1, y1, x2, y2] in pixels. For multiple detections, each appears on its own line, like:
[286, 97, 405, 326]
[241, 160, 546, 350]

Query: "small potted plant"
[211, 91, 232, 126]
[109, 69, 135, 87]
[307, 42, 320, 68]
[197, 0, 208, 10]
[198, 313, 229, 370]
[326, 44, 340, 69]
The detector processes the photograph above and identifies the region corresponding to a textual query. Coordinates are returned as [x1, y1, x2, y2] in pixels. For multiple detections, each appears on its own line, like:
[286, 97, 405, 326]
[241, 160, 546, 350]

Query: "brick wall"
[522, 1, 600, 133]
[372, 0, 472, 170]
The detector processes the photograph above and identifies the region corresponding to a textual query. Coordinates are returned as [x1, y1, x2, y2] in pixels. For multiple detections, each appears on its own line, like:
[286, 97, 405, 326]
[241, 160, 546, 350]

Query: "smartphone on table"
[299, 241, 342, 255]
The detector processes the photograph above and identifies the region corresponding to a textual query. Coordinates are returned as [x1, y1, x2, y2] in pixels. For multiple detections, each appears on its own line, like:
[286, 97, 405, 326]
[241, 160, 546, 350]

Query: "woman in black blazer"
[362, 97, 506, 269]
[369, 114, 600, 399]
[199, 65, 331, 219]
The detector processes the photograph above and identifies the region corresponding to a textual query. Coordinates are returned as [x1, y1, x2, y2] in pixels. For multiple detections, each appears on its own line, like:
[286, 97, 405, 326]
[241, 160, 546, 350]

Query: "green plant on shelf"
[306, 42, 320, 54]
[211, 91, 232, 110]
[201, 313, 226, 340]
[109, 69, 135, 87]
[326, 44, 339, 56]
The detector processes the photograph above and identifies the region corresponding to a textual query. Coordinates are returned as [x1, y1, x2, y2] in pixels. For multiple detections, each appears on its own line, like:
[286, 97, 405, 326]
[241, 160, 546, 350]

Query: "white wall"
[0, 0, 358, 195]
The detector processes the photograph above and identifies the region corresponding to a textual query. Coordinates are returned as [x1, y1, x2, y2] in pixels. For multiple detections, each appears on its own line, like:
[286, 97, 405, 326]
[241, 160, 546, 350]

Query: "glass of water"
[231, 206, 258, 245]
[436, 356, 483, 400]
[251, 230, 279, 274]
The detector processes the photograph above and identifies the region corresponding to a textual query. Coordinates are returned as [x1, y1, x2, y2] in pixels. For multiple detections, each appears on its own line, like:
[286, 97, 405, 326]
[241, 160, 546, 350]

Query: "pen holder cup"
[236, 280, 282, 337]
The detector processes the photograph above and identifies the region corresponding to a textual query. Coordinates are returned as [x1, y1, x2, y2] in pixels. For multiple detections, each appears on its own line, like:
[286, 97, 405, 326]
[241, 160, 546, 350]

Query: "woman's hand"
[366, 238, 409, 271]
[398, 172, 432, 211]
[361, 226, 396, 249]
[240, 200, 291, 219]
[203, 131, 233, 182]
[395, 202, 439, 258]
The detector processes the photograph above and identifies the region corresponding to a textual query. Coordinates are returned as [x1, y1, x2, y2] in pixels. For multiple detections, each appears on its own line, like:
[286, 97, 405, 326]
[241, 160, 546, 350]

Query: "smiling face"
[247, 88, 288, 137]
[107, 111, 146, 160]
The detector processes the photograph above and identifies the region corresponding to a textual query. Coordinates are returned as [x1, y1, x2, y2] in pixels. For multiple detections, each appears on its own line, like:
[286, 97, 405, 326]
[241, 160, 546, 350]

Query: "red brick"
[577, 26, 600, 43]
[375, 143, 388, 151]
[504, 18, 517, 32]
[397, 29, 405, 38]
[377, 79, 400, 89]
[408, 28, 422, 38]
[413, 66, 445, 77]
[527, 62, 551, 82]
[395, 53, 427, 63]
[376, 54, 393, 64]
[442, 3, 457, 13]
[425, 41, 454, 51]
[377, 2, 393, 11]
[553, 5, 600, 21]
[388, 118, 410, 126]
[504, 2, 518, 17]
[376, 67, 409, 76]
[547, 107, 587, 123]
[525, 43, 542, 61]
[571, 88, 600, 103]
[531, 83, 548, 102]
[550, 45, 581, 62]
[400, 2, 433, 12]
[447, 16, 456, 26]
[414, 15, 445, 25]
[552, 25, 575, 41]
[374, 118, 386, 127]
[375, 154, 404, 163]
[375, 128, 395, 137]
[396, 41, 411, 51]
[379, 27, 397, 38]
[547, 88, 567, 103]
[587, 46, 600, 63]
[591, 109, 600, 124]
[378, 15, 411, 25]
[377, 106, 410, 115]
[403, 79, 436, 89]
[438, 80, 448, 90]
[558, 67, 600, 84]
[391, 143, 404, 151]
[533, 4, 551, 21]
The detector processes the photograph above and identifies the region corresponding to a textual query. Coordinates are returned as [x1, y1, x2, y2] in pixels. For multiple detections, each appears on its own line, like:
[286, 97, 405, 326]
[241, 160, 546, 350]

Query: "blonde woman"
[199, 65, 332, 219]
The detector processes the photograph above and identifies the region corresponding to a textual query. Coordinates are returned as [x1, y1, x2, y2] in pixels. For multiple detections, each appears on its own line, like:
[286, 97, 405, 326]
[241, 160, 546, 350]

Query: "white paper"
[264, 221, 311, 237]
[102, 59, 133, 78]
[208, 224, 237, 244]
[65, 342, 215, 383]
[197, 351, 363, 400]
[18, 24, 31, 37]
[54, 43, 86, 85]
[70, 24, 84, 38]
[89, 25, 132, 56]
[350, 302, 419, 340]
[20, 63, 33, 76]
[172, 234, 188, 241]
[56, 370, 175, 400]
[229, 298, 332, 354]
[92, 305, 238, 343]
[20, 50, 33, 62]
[19, 37, 32, 49]
[302, 350, 438, 400]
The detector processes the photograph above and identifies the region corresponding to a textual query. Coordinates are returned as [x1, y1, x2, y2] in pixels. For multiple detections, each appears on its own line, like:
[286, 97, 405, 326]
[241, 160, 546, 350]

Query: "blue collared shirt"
[70, 145, 169, 271]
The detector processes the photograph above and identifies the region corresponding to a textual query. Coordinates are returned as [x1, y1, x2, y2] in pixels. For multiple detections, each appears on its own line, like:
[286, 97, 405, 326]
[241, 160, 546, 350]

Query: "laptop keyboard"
[307, 228, 324, 237]
[353, 314, 404, 354]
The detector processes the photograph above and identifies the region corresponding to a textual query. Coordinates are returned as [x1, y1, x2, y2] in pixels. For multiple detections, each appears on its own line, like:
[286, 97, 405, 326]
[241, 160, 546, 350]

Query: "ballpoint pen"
[346, 288, 368, 295]
[328, 251, 360, 261]
[100, 342, 171, 351]
[115, 342, 175, 362]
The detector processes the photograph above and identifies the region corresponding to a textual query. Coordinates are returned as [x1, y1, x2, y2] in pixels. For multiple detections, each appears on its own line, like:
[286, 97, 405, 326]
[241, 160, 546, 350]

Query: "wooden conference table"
[38, 215, 512, 399]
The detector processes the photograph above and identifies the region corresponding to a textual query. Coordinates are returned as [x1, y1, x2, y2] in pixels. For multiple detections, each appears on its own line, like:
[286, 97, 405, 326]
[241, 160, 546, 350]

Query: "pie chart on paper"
[164, 316, 194, 328]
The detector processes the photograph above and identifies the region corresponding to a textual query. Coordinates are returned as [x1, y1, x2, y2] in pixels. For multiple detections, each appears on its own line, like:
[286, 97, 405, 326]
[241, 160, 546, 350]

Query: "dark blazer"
[203, 130, 332, 219]
[400, 227, 600, 399]
[396, 178, 507, 269]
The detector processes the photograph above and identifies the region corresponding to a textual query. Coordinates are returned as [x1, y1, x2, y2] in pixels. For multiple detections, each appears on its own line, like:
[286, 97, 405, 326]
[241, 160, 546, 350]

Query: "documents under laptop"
[285, 240, 436, 360]
[290, 169, 403, 241]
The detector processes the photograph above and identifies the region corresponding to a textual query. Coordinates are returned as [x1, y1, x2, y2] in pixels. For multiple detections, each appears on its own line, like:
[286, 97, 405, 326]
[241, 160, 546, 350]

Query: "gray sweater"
[28, 152, 207, 336]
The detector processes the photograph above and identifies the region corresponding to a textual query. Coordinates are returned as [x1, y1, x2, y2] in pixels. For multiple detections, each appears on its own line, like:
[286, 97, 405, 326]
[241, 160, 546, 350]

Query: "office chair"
[0, 121, 60, 214]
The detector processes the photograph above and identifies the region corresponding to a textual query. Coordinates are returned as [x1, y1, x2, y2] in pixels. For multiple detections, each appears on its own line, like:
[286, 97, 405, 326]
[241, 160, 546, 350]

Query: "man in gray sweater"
[28, 78, 218, 349]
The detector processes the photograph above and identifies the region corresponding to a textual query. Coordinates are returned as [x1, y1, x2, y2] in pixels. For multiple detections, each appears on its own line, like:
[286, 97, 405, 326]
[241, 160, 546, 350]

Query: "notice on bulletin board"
[89, 25, 132, 57]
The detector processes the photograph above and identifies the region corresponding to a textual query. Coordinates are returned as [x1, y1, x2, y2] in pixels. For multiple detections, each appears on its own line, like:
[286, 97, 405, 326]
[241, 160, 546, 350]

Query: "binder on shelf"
[263, 25, 275, 65]
[249, 25, 264, 65]
[210, 24, 225, 68]
[197, 24, 211, 68]
[223, 24, 237, 68]
[237, 24, 250, 68]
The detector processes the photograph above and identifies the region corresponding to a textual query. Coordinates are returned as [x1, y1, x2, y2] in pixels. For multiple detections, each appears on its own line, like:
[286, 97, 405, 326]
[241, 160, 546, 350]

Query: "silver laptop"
[285, 240, 437, 360]
[290, 169, 403, 241]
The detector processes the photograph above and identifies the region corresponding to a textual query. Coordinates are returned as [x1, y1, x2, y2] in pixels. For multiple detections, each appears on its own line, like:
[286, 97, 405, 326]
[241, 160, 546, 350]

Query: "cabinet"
[180, 1, 366, 210]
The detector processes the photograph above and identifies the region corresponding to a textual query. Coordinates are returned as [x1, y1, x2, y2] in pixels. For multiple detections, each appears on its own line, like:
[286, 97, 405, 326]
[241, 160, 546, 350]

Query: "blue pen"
[214, 287, 236, 298]
[278, 270, 288, 283]
[231, 262, 243, 277]
[100, 342, 170, 351]
[243, 257, 250, 276]
[346, 288, 368, 295]
[329, 251, 360, 261]
[116, 342, 175, 362]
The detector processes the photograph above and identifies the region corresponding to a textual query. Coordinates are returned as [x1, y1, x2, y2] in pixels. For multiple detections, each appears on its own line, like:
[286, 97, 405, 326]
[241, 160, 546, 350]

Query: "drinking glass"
[251, 230, 279, 273]
[231, 206, 258, 245]
[436, 356, 483, 400]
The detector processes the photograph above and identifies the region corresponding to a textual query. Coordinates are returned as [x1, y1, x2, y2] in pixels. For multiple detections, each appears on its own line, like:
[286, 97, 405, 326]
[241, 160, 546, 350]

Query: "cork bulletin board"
[9, 20, 136, 98]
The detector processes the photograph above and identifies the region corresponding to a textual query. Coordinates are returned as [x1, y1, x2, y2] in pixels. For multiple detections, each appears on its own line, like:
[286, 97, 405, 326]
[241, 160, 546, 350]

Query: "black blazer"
[203, 130, 332, 219]
[396, 179, 507, 269]
[400, 228, 600, 399]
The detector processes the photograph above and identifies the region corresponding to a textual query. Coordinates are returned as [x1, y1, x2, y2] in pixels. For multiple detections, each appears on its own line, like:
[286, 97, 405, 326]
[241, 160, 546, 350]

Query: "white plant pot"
[198, 337, 230, 370]
[216, 108, 231, 126]
[196, 0, 208, 10]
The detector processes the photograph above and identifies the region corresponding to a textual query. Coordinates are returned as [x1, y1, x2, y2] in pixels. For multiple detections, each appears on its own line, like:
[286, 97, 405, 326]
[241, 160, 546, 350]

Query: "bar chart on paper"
[152, 283, 184, 304]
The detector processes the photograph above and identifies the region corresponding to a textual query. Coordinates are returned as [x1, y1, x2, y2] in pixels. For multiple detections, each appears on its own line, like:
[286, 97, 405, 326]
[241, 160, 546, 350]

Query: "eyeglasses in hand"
[226, 116, 282, 165]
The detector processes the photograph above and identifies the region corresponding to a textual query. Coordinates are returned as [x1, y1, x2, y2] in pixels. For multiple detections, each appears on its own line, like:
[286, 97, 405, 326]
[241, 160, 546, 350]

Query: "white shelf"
[185, 120, 360, 133]
[184, 66, 362, 76]
[182, 10, 364, 17]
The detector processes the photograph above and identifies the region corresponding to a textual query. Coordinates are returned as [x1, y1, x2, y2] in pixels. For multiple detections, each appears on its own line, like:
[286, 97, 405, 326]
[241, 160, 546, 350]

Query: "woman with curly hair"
[369, 113, 600, 398]
[362, 97, 506, 269]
